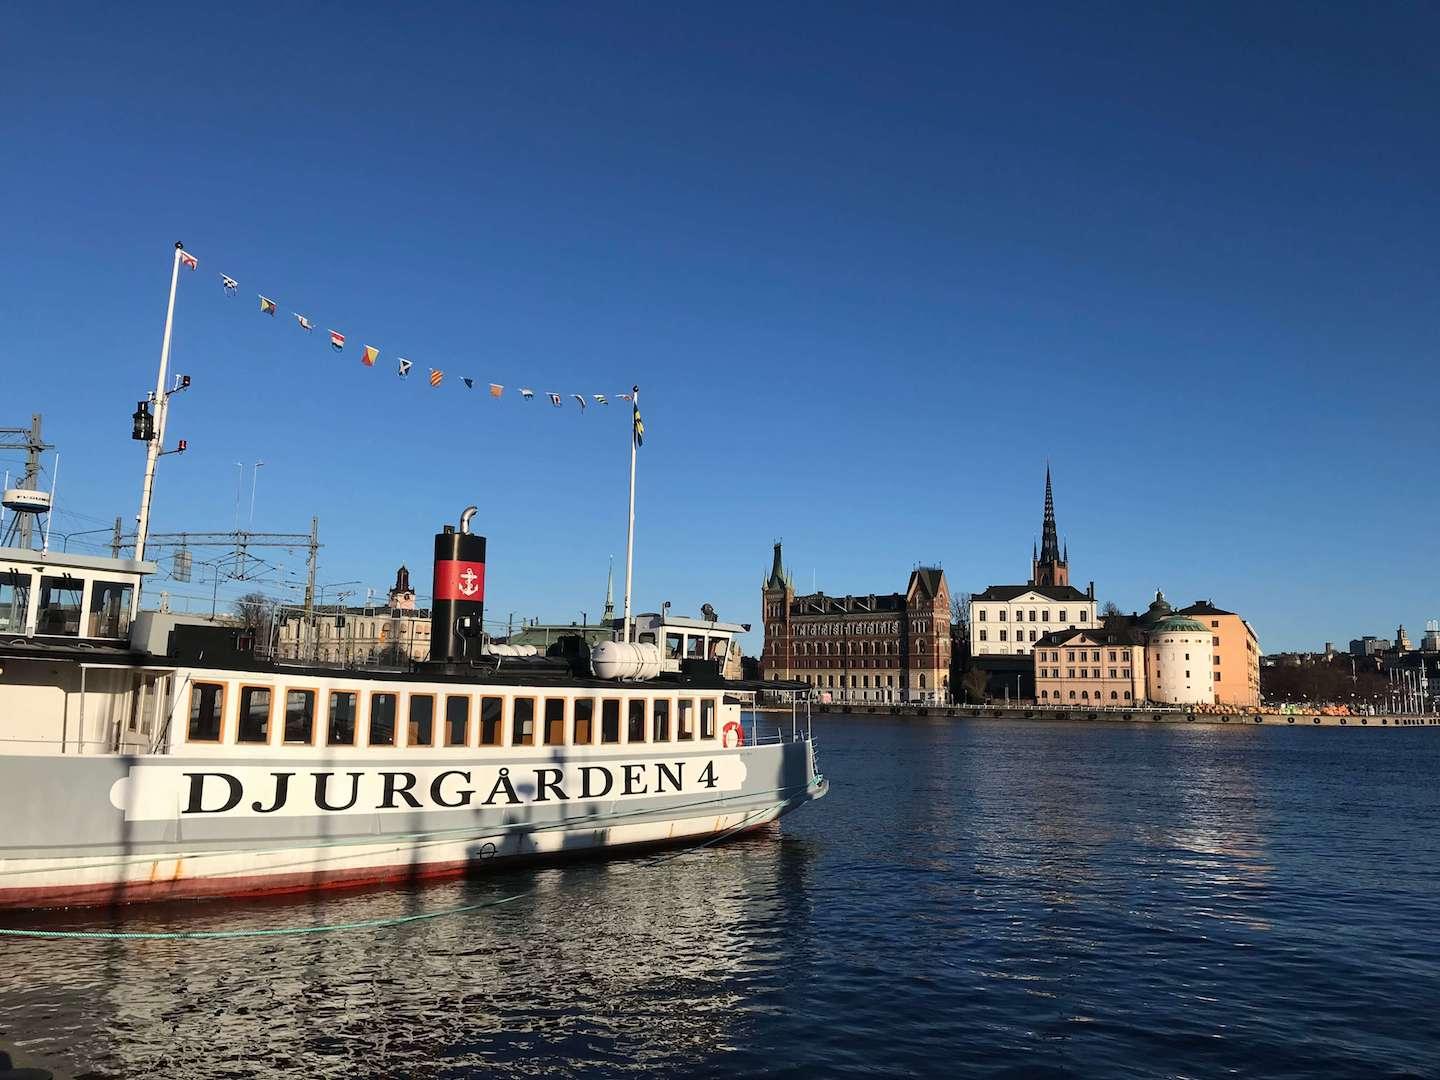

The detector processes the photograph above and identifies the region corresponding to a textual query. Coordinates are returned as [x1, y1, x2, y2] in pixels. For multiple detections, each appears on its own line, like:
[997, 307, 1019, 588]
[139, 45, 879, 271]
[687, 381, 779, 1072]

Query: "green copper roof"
[1150, 615, 1207, 634]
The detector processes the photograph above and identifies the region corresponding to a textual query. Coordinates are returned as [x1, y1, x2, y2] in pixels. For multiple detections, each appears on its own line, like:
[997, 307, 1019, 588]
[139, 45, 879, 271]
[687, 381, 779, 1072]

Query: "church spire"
[767, 541, 788, 591]
[1030, 465, 1070, 587]
[602, 556, 615, 622]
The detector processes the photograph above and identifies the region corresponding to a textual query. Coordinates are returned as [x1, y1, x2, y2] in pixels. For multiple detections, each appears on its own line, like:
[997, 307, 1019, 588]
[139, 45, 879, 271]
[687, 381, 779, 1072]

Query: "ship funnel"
[431, 509, 487, 662]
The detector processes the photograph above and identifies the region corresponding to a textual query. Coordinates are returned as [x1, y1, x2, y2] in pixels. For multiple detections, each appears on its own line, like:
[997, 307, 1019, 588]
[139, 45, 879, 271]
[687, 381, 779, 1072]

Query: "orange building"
[1176, 601, 1260, 707]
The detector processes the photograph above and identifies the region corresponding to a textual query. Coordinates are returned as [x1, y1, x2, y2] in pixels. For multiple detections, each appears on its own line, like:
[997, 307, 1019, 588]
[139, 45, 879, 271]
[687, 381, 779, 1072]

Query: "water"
[3, 715, 1439, 1079]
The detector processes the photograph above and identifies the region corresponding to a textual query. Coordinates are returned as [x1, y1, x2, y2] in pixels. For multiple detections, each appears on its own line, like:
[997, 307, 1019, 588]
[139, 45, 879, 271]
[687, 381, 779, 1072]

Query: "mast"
[622, 385, 639, 642]
[135, 242, 187, 568]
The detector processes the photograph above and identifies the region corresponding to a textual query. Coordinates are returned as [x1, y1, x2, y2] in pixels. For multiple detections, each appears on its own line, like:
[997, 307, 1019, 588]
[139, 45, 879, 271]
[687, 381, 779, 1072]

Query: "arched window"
[1040, 690, 1048, 699]
[919, 674, 927, 689]
[1110, 691, 1118, 700]
[1068, 690, 1076, 700]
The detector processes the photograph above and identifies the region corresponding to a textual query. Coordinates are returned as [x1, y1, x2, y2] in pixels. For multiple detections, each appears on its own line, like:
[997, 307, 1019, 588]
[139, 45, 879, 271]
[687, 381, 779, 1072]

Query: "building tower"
[387, 565, 416, 611]
[1030, 466, 1070, 588]
[602, 556, 615, 623]
[1397, 624, 1412, 652]
[760, 541, 795, 680]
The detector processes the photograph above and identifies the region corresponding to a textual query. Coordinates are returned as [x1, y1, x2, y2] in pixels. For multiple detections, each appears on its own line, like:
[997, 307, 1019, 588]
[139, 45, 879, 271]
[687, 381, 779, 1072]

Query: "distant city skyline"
[4, 3, 1437, 653]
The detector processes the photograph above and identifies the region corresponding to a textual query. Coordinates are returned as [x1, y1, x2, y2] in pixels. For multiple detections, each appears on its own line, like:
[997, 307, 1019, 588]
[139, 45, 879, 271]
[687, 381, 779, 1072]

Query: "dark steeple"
[1039, 465, 1061, 565]
[767, 541, 787, 590]
[1030, 465, 1070, 588]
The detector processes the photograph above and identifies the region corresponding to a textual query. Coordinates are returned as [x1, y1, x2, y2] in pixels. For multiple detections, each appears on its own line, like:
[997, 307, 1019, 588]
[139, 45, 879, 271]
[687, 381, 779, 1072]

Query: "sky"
[2, 2, 1437, 652]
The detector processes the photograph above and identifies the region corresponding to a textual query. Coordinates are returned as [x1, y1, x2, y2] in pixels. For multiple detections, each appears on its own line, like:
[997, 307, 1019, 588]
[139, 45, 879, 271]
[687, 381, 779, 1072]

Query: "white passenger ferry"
[0, 510, 825, 909]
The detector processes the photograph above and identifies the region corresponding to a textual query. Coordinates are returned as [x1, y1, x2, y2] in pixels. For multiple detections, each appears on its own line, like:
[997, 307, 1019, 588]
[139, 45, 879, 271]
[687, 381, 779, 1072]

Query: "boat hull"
[0, 740, 825, 910]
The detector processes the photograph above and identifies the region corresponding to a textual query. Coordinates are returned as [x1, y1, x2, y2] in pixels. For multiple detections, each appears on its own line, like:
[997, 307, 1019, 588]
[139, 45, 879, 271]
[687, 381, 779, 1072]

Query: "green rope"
[0, 790, 812, 942]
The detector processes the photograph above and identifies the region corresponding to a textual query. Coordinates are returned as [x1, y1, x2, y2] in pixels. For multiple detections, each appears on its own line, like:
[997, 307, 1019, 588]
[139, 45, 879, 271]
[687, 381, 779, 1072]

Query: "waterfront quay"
[815, 702, 1440, 728]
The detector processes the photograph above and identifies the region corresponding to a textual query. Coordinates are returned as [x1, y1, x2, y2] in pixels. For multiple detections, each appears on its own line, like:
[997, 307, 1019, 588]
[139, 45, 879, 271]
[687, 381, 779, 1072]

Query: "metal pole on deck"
[622, 385, 640, 643]
[136, 243, 187, 571]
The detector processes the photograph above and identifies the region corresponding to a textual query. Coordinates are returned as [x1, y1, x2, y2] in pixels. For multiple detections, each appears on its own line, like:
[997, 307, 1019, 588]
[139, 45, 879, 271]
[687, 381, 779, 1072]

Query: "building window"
[1214, 656, 1221, 665]
[1067, 651, 1075, 662]
[512, 697, 536, 746]
[1212, 620, 1219, 628]
[998, 610, 1006, 621]
[1213, 636, 1220, 646]
[601, 699, 621, 743]
[1043, 609, 1051, 622]
[1109, 669, 1117, 679]
[543, 698, 565, 745]
[1214, 671, 1222, 682]
[1123, 669, 1131, 679]
[978, 609, 986, 621]
[1110, 691, 1118, 700]
[328, 692, 358, 746]
[1060, 610, 1068, 622]
[237, 686, 273, 744]
[1040, 690, 1048, 699]
[1068, 668, 1075, 679]
[481, 696, 505, 746]
[409, 694, 435, 747]
[999, 630, 1007, 642]
[1108, 651, 1117, 662]
[369, 693, 397, 746]
[979, 629, 987, 642]
[187, 682, 225, 742]
[1029, 610, 1036, 622]
[1081, 691, 1089, 700]
[1029, 630, 1037, 642]
[1068, 690, 1076, 700]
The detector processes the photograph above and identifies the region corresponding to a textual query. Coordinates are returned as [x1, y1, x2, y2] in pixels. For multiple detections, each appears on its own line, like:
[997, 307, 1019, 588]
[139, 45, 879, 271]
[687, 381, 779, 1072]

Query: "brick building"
[760, 543, 951, 704]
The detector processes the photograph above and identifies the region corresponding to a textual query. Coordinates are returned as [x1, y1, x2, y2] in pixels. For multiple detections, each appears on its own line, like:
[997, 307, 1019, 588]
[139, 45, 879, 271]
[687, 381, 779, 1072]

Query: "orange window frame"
[512, 696, 537, 747]
[572, 697, 596, 746]
[327, 690, 359, 746]
[186, 681, 227, 743]
[408, 693, 436, 748]
[368, 692, 399, 747]
[478, 696, 504, 747]
[542, 698, 567, 746]
[236, 684, 276, 745]
[282, 687, 319, 745]
[443, 693, 472, 747]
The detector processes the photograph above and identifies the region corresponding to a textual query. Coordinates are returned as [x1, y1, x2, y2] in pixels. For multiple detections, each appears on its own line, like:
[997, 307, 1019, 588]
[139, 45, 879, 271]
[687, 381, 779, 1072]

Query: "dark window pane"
[700, 699, 716, 740]
[369, 694, 397, 746]
[187, 683, 224, 742]
[512, 698, 535, 745]
[627, 699, 646, 742]
[652, 699, 670, 741]
[601, 700, 620, 744]
[328, 692, 357, 746]
[445, 696, 469, 746]
[573, 698, 594, 745]
[284, 690, 315, 744]
[677, 699, 695, 740]
[544, 699, 565, 745]
[479, 697, 503, 746]
[237, 687, 272, 743]
[409, 695, 434, 746]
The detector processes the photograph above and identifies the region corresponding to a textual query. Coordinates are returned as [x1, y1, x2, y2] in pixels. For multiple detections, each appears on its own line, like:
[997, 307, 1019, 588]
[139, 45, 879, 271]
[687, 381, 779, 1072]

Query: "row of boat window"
[185, 683, 719, 749]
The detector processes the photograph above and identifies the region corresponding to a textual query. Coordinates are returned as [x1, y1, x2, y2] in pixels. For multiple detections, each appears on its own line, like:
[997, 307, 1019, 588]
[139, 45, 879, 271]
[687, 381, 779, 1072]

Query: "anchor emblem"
[458, 568, 479, 597]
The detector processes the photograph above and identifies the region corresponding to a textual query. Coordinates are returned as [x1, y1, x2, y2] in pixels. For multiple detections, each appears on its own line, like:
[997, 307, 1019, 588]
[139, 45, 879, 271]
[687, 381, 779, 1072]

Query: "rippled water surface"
[4, 715, 1439, 1078]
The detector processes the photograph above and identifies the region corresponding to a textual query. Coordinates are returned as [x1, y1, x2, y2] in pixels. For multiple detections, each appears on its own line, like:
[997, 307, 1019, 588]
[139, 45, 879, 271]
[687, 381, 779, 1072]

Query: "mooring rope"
[0, 779, 821, 942]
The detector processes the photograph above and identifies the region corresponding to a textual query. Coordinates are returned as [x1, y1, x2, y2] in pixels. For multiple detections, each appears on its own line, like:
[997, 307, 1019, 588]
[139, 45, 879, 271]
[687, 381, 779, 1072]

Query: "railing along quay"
[812, 702, 1440, 728]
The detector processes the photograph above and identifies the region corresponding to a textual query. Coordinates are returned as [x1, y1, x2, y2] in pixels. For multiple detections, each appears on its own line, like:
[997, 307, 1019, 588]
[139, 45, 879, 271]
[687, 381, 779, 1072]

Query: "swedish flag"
[633, 403, 645, 448]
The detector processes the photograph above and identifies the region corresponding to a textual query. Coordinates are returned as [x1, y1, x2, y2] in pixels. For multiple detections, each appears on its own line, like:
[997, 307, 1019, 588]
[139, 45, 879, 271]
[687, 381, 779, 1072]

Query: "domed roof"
[1139, 589, 1173, 626]
[1150, 615, 1207, 635]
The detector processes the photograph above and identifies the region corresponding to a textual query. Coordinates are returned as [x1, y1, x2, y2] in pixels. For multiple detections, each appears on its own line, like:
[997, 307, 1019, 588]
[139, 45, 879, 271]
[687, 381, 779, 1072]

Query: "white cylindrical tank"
[590, 641, 663, 681]
[484, 643, 541, 658]
[1145, 616, 1215, 705]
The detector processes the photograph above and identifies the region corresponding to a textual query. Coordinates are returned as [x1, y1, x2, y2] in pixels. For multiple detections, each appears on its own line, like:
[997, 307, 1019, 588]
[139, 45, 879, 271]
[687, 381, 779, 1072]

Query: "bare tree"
[962, 666, 988, 704]
[233, 591, 276, 634]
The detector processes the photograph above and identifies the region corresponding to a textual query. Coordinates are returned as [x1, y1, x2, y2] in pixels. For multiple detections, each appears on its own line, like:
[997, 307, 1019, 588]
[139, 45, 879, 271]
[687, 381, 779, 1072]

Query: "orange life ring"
[722, 720, 744, 748]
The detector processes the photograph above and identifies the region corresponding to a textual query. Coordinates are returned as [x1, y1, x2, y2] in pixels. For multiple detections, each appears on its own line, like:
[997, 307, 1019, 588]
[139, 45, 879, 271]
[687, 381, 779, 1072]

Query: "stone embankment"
[813, 703, 1438, 728]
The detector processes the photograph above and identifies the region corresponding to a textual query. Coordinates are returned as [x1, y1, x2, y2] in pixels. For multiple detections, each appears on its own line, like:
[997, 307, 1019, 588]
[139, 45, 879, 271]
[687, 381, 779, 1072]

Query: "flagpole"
[135, 242, 185, 575]
[622, 385, 639, 643]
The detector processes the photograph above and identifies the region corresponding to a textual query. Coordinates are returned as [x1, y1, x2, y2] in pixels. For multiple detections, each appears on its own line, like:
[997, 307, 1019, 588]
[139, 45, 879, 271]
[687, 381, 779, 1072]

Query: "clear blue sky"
[3, 2, 1436, 652]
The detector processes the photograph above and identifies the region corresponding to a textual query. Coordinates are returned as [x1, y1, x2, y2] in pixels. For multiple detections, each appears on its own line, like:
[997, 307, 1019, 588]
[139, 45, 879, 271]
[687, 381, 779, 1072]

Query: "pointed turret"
[1029, 465, 1070, 587]
[767, 541, 787, 590]
[602, 556, 614, 622]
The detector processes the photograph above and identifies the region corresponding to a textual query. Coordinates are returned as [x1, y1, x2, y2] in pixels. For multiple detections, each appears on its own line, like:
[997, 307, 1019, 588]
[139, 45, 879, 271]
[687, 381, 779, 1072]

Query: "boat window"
[627, 699, 647, 742]
[638, 632, 656, 645]
[444, 695, 470, 746]
[513, 697, 536, 746]
[544, 698, 566, 745]
[37, 576, 83, 636]
[653, 699, 671, 742]
[0, 571, 31, 633]
[665, 632, 682, 660]
[479, 696, 503, 746]
[686, 635, 705, 659]
[700, 699, 716, 740]
[86, 580, 134, 639]
[187, 682, 225, 742]
[677, 699, 695, 740]
[409, 694, 435, 746]
[328, 691, 357, 746]
[601, 699, 621, 743]
[284, 689, 316, 744]
[369, 693, 397, 746]
[574, 698, 595, 745]
[709, 638, 727, 661]
[237, 686, 273, 743]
